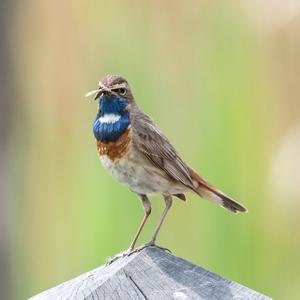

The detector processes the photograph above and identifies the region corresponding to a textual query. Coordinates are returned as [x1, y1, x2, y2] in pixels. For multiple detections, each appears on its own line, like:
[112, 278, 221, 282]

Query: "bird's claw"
[105, 243, 171, 266]
[105, 250, 130, 266]
[128, 242, 171, 256]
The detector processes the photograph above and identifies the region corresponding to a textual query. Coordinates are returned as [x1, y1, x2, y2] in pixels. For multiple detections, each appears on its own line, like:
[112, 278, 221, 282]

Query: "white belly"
[99, 154, 185, 195]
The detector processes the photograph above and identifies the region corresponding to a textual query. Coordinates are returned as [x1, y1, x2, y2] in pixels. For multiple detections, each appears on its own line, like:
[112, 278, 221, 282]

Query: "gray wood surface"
[29, 247, 271, 300]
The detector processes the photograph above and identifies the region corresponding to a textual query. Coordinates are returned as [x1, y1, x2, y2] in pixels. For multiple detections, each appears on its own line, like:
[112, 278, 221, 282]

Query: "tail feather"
[189, 169, 247, 213]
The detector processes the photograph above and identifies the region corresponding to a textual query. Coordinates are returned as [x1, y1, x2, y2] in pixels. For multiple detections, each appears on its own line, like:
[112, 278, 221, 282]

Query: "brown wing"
[129, 106, 247, 212]
[130, 106, 195, 190]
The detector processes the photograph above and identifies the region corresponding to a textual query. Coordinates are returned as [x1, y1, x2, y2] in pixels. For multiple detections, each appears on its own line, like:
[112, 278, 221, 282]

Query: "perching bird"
[87, 75, 247, 253]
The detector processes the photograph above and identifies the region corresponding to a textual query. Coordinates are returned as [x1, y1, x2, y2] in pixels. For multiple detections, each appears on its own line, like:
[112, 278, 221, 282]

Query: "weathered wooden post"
[29, 247, 271, 300]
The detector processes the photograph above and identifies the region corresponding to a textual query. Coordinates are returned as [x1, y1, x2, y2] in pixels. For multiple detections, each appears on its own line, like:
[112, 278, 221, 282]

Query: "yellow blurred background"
[1, 0, 300, 299]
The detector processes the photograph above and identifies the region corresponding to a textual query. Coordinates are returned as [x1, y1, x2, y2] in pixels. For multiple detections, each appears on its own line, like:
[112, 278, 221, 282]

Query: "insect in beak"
[85, 87, 112, 100]
[85, 89, 100, 98]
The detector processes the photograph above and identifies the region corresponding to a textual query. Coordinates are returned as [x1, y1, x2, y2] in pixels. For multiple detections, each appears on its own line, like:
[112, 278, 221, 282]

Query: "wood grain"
[29, 247, 272, 300]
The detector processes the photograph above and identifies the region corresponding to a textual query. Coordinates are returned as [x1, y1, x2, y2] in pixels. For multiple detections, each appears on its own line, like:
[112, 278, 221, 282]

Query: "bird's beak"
[85, 87, 112, 100]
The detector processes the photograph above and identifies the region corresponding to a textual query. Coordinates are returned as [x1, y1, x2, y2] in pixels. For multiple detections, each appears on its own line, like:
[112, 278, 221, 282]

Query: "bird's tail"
[189, 169, 247, 213]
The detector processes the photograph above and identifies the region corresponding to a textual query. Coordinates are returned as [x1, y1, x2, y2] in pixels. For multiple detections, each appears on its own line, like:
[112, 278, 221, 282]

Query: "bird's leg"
[148, 194, 172, 246]
[128, 194, 151, 252]
[130, 195, 172, 254]
[106, 195, 151, 265]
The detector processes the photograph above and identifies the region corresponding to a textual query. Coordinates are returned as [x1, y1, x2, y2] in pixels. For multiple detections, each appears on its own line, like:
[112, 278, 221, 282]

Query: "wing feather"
[130, 106, 195, 190]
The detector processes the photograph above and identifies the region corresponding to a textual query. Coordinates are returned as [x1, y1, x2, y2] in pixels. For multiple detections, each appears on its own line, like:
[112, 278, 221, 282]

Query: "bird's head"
[86, 75, 133, 100]
[88, 75, 133, 142]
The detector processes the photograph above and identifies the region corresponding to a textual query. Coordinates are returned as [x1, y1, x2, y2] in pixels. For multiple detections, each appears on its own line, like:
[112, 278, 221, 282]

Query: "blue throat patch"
[93, 95, 130, 143]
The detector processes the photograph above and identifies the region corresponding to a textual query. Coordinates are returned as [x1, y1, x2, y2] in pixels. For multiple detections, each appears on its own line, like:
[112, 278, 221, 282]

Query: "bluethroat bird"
[86, 75, 247, 254]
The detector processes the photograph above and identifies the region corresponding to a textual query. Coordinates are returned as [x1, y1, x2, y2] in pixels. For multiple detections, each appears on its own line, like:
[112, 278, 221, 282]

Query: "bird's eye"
[118, 88, 126, 96]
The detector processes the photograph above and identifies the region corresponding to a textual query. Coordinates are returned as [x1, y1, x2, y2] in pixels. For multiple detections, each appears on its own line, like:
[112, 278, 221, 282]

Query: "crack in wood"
[124, 271, 149, 300]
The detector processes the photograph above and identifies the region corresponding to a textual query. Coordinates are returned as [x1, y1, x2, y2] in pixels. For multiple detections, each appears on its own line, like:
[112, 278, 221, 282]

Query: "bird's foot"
[128, 242, 171, 256]
[105, 250, 130, 266]
[105, 243, 171, 265]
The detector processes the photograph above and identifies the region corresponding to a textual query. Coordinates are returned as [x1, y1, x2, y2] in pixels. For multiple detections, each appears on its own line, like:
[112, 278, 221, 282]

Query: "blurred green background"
[1, 0, 300, 299]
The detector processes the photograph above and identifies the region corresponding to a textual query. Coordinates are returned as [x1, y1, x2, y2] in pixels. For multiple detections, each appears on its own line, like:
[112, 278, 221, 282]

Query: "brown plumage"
[188, 169, 247, 213]
[129, 105, 246, 213]
[97, 128, 132, 161]
[89, 74, 247, 255]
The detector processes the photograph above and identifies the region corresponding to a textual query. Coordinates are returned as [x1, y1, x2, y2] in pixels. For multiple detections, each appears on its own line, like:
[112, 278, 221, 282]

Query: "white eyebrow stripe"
[99, 114, 121, 124]
[111, 83, 126, 89]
